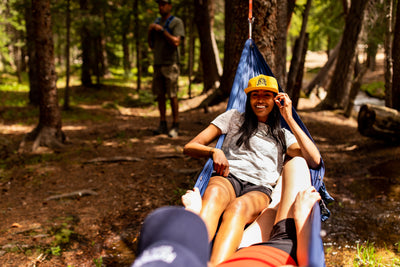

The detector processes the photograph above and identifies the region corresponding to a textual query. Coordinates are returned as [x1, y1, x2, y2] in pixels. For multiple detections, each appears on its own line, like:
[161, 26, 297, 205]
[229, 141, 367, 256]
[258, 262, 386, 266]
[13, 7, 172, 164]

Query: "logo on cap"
[256, 77, 267, 87]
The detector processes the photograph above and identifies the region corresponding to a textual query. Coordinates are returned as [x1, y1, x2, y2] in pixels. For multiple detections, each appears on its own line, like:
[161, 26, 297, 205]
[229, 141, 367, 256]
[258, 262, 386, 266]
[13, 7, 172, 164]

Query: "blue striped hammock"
[194, 39, 333, 267]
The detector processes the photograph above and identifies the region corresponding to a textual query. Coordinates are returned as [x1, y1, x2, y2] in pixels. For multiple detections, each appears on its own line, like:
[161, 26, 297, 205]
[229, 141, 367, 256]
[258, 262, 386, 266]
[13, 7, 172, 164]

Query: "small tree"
[20, 0, 65, 152]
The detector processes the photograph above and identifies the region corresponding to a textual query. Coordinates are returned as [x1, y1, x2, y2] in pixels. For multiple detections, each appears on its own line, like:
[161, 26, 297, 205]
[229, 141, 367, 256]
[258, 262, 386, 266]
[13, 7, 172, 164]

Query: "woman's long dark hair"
[236, 93, 287, 153]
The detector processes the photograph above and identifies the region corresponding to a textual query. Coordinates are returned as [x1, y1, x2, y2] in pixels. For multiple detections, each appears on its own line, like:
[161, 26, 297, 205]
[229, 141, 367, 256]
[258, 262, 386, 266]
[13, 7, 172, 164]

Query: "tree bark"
[133, 0, 141, 91]
[357, 104, 400, 141]
[24, 0, 40, 106]
[286, 0, 312, 99]
[275, 0, 288, 88]
[188, 17, 196, 98]
[253, 0, 279, 74]
[344, 63, 367, 117]
[292, 33, 309, 109]
[63, 0, 71, 110]
[80, 0, 93, 87]
[391, 0, 400, 110]
[194, 0, 221, 93]
[21, 0, 65, 152]
[318, 0, 369, 110]
[384, 0, 393, 108]
[121, 1, 131, 78]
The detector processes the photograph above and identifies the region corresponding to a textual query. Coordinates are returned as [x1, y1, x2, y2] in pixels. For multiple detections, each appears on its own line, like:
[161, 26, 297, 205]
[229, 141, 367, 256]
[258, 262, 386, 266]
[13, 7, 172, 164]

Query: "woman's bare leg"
[239, 175, 282, 247]
[200, 176, 236, 241]
[209, 191, 270, 265]
[274, 156, 311, 223]
[244, 157, 311, 244]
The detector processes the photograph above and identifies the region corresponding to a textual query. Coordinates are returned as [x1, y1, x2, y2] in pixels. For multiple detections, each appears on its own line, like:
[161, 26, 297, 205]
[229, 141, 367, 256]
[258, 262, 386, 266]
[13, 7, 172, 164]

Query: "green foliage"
[0, 73, 30, 105]
[93, 257, 103, 267]
[354, 241, 382, 266]
[361, 81, 385, 100]
[45, 219, 76, 256]
[290, 0, 345, 51]
[50, 246, 62, 256]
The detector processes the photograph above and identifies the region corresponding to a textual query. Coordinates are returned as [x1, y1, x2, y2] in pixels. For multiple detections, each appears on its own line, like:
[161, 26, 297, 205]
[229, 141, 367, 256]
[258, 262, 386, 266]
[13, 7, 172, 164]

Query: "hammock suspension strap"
[248, 0, 254, 39]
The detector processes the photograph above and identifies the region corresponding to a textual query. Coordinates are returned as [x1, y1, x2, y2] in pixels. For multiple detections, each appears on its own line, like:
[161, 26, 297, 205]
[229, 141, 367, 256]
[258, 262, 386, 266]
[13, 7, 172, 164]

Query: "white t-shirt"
[211, 109, 297, 190]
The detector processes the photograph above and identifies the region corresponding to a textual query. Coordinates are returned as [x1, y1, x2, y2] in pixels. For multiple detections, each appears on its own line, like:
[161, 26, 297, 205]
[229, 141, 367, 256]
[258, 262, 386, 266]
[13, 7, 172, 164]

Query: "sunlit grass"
[1, 70, 204, 126]
[353, 241, 400, 267]
[0, 73, 30, 107]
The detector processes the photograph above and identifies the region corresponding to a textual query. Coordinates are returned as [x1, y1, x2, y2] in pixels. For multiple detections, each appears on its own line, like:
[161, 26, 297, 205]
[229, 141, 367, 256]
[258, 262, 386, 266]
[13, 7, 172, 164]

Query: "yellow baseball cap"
[244, 75, 279, 94]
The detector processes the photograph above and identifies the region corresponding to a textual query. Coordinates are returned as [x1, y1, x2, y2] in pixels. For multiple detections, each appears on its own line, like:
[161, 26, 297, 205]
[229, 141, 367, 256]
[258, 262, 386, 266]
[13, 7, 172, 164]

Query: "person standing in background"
[148, 0, 185, 137]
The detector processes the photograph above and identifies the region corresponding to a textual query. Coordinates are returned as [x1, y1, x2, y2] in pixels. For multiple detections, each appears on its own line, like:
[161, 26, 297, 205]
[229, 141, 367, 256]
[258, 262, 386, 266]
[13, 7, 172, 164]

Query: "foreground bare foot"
[181, 187, 202, 214]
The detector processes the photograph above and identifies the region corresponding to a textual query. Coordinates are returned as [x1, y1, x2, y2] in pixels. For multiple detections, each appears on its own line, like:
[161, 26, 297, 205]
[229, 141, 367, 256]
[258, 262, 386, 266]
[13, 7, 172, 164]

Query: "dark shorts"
[152, 64, 180, 98]
[255, 218, 298, 264]
[212, 172, 272, 200]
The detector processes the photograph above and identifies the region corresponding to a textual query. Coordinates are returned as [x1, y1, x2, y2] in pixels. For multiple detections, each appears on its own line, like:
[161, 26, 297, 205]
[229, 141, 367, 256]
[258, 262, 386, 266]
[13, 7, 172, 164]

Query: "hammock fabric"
[193, 39, 333, 267]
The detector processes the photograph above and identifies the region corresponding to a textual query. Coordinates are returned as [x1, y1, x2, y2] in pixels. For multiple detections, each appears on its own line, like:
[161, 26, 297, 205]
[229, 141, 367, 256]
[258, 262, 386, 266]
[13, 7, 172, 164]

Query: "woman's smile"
[250, 90, 275, 121]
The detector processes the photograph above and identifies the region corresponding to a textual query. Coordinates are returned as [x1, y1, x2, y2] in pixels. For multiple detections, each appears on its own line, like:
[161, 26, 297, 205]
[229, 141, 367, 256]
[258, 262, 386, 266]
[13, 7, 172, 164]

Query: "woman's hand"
[294, 186, 321, 223]
[212, 148, 230, 177]
[274, 93, 293, 122]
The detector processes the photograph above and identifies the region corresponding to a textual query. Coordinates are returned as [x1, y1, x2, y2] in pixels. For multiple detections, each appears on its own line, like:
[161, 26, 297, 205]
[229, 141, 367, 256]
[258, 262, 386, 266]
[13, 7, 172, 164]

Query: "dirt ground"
[1, 67, 400, 266]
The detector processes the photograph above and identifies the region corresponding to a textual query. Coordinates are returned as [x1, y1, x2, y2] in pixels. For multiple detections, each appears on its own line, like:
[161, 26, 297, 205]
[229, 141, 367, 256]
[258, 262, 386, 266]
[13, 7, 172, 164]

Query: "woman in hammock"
[183, 74, 321, 265]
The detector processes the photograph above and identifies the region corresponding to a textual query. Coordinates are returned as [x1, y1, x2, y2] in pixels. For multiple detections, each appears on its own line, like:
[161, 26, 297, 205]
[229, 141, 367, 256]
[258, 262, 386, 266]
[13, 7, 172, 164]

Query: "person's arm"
[183, 124, 230, 177]
[163, 30, 181, 47]
[147, 23, 158, 48]
[274, 93, 321, 169]
[293, 187, 321, 266]
[148, 22, 181, 48]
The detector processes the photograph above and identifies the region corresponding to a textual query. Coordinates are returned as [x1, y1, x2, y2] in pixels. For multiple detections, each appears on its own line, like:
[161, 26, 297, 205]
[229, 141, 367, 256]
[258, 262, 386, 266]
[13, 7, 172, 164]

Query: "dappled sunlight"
[0, 123, 33, 134]
[62, 125, 88, 131]
[0, 123, 87, 135]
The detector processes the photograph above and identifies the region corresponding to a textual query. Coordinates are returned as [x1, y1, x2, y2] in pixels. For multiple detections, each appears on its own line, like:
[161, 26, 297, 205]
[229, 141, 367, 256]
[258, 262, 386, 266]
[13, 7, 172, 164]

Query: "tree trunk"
[218, 0, 249, 99]
[122, 32, 130, 77]
[20, 0, 64, 152]
[318, 0, 369, 110]
[134, 0, 141, 91]
[24, 0, 40, 106]
[365, 42, 377, 71]
[63, 0, 71, 110]
[275, 0, 288, 88]
[253, 0, 279, 73]
[357, 104, 400, 141]
[384, 0, 393, 108]
[80, 0, 93, 87]
[391, 0, 400, 110]
[304, 40, 341, 96]
[286, 0, 312, 99]
[292, 33, 309, 109]
[194, 0, 220, 93]
[344, 62, 367, 117]
[188, 17, 196, 98]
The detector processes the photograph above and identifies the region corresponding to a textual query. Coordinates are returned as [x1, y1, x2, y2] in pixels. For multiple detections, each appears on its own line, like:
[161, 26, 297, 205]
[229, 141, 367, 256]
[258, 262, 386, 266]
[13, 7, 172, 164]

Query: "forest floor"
[1, 58, 400, 266]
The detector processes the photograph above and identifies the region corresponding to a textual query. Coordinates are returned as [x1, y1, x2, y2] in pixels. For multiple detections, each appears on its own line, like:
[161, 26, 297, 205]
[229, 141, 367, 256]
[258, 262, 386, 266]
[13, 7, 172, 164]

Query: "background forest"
[1, 0, 400, 266]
